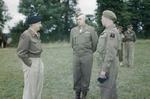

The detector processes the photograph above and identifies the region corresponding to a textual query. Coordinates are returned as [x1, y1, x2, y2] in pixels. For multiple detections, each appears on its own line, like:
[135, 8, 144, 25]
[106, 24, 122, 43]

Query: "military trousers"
[100, 83, 117, 99]
[73, 53, 93, 92]
[22, 58, 44, 99]
[123, 42, 135, 66]
[119, 43, 123, 62]
[101, 58, 118, 99]
[97, 53, 118, 99]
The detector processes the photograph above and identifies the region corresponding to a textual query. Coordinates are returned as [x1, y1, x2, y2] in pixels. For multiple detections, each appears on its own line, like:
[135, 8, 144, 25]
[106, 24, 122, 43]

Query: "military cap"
[102, 10, 117, 21]
[26, 15, 42, 24]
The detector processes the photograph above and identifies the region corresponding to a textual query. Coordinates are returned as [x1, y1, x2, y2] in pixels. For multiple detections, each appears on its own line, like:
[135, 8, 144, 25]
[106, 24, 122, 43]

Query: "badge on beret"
[110, 33, 115, 38]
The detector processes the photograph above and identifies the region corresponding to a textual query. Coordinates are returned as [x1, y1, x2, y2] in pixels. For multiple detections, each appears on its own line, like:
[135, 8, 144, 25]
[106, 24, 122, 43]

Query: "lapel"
[28, 28, 40, 39]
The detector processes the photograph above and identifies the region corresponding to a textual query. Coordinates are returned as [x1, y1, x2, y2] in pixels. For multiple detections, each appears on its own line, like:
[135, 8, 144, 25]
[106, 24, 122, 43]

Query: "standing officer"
[17, 15, 44, 99]
[117, 26, 124, 66]
[0, 32, 2, 47]
[123, 24, 136, 67]
[70, 13, 98, 99]
[96, 10, 120, 99]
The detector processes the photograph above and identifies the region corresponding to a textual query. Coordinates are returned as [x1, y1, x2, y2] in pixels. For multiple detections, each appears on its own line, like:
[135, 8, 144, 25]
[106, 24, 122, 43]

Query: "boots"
[81, 91, 87, 99]
[75, 91, 81, 99]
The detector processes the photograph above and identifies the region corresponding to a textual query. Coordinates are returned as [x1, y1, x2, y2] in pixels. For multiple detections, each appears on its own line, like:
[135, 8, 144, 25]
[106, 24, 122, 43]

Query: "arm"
[17, 33, 32, 66]
[133, 31, 136, 42]
[70, 29, 73, 48]
[101, 32, 117, 73]
[91, 28, 98, 52]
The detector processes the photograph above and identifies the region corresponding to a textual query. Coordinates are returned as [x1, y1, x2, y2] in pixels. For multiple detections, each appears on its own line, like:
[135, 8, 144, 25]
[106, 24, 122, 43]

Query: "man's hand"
[100, 71, 106, 78]
[97, 70, 109, 83]
[25, 59, 32, 67]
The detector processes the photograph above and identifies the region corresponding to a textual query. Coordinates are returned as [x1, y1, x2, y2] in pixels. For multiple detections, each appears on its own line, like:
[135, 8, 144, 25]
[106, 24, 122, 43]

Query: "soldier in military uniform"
[0, 32, 2, 47]
[17, 15, 44, 99]
[117, 26, 124, 66]
[96, 10, 120, 99]
[123, 24, 136, 67]
[70, 14, 98, 99]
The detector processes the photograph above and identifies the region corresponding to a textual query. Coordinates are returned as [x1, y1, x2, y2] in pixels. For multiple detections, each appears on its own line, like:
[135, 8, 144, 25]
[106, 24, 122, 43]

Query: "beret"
[26, 15, 42, 24]
[102, 10, 117, 21]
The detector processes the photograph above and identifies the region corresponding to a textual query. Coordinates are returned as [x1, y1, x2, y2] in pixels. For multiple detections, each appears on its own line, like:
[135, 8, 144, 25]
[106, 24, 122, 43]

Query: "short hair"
[76, 13, 86, 21]
[127, 24, 133, 28]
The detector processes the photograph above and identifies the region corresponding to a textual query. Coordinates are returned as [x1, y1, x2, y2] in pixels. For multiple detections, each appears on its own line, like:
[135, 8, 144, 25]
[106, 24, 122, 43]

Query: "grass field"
[0, 40, 150, 99]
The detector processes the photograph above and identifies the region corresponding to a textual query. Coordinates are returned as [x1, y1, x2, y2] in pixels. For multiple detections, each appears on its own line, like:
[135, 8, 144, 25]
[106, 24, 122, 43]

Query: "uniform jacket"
[70, 24, 98, 56]
[123, 30, 136, 42]
[17, 28, 42, 66]
[97, 24, 120, 72]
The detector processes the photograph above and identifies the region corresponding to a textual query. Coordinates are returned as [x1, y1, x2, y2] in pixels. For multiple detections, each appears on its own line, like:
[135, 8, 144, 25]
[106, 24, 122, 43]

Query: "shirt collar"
[29, 28, 39, 37]
[106, 24, 116, 29]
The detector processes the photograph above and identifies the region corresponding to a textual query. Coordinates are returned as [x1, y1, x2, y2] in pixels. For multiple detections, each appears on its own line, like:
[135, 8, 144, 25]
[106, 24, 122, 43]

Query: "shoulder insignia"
[110, 33, 115, 38]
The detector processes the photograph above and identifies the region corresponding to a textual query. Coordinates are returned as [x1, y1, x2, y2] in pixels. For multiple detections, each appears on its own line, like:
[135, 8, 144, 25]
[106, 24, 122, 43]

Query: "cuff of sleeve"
[102, 66, 109, 73]
[22, 58, 32, 67]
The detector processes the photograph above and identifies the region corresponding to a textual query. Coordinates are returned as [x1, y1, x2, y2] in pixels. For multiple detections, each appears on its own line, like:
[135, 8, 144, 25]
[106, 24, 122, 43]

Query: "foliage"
[10, 21, 28, 46]
[128, 0, 150, 38]
[0, 0, 11, 32]
[10, 0, 77, 43]
[96, 0, 127, 34]
[96, 0, 150, 38]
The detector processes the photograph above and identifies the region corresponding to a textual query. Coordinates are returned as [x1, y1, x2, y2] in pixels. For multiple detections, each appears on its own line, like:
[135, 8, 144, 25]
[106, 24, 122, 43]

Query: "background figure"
[17, 15, 44, 99]
[0, 33, 8, 48]
[2, 34, 8, 48]
[0, 32, 2, 47]
[96, 10, 120, 99]
[117, 26, 124, 66]
[123, 24, 136, 67]
[70, 13, 98, 99]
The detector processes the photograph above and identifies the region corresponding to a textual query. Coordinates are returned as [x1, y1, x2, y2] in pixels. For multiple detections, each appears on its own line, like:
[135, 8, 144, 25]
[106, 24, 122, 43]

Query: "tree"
[139, 0, 150, 38]
[127, 0, 150, 38]
[11, 0, 77, 43]
[61, 0, 77, 41]
[0, 0, 11, 32]
[96, 0, 122, 31]
[96, 0, 132, 34]
[10, 21, 28, 46]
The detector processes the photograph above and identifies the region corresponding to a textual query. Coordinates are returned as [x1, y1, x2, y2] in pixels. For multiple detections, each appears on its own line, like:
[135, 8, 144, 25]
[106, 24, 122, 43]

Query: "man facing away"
[96, 10, 120, 99]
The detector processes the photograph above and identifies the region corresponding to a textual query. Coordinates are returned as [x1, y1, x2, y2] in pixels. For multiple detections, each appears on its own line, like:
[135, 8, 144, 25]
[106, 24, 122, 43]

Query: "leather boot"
[75, 91, 81, 99]
[81, 91, 87, 99]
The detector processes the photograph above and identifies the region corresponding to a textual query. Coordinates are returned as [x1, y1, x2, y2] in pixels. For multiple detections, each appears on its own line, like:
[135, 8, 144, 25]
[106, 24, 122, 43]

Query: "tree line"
[0, 0, 149, 45]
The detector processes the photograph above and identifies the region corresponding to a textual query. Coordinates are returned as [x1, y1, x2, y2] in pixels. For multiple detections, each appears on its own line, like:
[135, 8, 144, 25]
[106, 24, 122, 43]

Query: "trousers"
[22, 58, 44, 99]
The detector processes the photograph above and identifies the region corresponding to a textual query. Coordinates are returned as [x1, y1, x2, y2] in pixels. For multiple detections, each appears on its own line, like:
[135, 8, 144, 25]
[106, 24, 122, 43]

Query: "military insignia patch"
[110, 33, 115, 38]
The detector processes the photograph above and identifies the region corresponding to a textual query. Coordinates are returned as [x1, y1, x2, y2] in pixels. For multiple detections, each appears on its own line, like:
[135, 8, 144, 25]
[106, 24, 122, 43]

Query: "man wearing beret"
[70, 13, 98, 99]
[96, 10, 120, 99]
[17, 15, 44, 99]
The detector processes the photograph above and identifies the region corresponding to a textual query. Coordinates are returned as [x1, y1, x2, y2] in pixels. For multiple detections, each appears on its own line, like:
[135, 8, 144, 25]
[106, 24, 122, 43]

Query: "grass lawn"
[0, 40, 150, 99]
